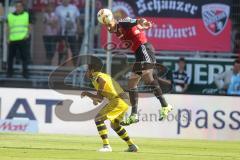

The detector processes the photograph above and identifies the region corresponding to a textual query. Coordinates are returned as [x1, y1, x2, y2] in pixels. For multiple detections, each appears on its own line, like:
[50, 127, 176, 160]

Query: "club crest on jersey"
[202, 4, 230, 36]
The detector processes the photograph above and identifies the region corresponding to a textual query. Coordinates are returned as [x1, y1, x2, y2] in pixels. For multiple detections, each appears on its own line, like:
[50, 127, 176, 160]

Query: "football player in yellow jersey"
[81, 64, 138, 152]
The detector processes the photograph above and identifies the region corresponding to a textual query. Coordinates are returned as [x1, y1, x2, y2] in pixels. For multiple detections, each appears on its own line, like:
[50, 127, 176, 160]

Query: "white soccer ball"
[97, 8, 113, 25]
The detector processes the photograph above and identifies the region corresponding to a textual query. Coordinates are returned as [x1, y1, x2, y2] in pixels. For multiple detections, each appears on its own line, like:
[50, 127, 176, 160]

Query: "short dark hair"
[178, 57, 186, 63]
[88, 64, 102, 72]
[80, 55, 103, 72]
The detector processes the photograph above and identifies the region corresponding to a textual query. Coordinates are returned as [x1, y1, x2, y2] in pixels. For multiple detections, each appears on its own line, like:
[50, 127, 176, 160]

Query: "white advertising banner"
[0, 87, 239, 140]
[0, 119, 38, 133]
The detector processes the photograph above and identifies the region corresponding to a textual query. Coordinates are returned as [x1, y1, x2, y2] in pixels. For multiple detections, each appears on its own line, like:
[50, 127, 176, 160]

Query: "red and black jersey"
[110, 17, 148, 53]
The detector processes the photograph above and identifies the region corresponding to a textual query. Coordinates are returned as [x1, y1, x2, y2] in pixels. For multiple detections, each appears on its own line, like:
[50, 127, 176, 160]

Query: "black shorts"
[132, 43, 156, 75]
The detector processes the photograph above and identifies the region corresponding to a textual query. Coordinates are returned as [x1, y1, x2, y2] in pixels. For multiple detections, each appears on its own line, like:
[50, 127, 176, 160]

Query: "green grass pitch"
[0, 133, 239, 160]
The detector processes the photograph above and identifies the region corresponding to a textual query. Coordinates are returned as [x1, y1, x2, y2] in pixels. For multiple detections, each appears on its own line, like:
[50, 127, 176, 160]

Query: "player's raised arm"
[118, 17, 152, 30]
[137, 18, 153, 29]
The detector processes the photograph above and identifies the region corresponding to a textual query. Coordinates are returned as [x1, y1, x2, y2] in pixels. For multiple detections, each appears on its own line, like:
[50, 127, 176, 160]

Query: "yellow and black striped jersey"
[91, 72, 125, 100]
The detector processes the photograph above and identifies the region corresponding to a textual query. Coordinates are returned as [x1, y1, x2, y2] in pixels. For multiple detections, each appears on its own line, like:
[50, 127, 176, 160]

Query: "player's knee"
[128, 81, 137, 89]
[129, 87, 138, 93]
[151, 79, 160, 87]
[128, 74, 140, 88]
[149, 80, 161, 92]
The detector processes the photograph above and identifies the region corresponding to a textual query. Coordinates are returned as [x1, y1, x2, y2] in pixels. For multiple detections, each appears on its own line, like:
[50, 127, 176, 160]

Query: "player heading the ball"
[97, 8, 173, 125]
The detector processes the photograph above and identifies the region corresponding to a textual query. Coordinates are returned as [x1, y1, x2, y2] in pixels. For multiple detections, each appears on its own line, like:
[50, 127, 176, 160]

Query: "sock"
[95, 120, 109, 146]
[113, 125, 134, 146]
[150, 75, 168, 107]
[129, 88, 138, 115]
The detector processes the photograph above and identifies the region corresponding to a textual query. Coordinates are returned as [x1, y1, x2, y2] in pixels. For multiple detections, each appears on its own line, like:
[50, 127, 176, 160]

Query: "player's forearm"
[85, 92, 103, 101]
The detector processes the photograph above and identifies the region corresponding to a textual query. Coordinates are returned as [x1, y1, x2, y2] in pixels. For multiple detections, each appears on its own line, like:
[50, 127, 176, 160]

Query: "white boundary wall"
[0, 87, 239, 140]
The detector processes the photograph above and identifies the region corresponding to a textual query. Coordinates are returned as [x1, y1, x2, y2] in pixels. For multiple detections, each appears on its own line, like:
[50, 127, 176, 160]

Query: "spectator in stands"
[55, 37, 68, 65]
[55, 0, 80, 57]
[214, 60, 240, 92]
[6, 1, 31, 78]
[43, 3, 59, 64]
[8, 0, 33, 65]
[172, 57, 190, 93]
[51, 37, 73, 66]
[227, 60, 240, 95]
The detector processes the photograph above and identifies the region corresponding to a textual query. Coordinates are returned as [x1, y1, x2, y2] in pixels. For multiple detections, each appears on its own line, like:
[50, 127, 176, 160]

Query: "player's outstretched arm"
[119, 17, 152, 29]
[81, 91, 103, 101]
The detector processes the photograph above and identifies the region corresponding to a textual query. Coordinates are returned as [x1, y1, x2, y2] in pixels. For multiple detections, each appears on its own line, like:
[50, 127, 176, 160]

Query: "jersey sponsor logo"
[202, 4, 230, 36]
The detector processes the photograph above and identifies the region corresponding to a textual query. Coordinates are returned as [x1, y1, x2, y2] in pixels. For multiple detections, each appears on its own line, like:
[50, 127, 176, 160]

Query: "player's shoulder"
[92, 72, 109, 81]
[98, 72, 112, 80]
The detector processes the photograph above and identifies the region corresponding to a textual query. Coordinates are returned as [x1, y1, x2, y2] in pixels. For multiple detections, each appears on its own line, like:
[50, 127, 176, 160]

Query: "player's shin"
[129, 88, 138, 115]
[150, 79, 173, 120]
[111, 123, 134, 146]
[95, 120, 109, 146]
[150, 78, 168, 107]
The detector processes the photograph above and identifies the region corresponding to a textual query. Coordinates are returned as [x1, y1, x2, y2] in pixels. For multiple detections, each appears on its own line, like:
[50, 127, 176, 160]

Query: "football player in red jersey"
[98, 9, 173, 125]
